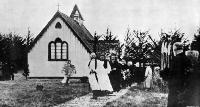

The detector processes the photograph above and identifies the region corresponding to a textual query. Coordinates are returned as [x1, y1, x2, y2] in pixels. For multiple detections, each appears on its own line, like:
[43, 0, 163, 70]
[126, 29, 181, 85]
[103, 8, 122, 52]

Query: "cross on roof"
[56, 3, 62, 11]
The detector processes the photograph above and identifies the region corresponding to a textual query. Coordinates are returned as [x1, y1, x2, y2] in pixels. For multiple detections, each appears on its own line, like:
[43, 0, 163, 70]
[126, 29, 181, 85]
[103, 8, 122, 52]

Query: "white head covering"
[127, 61, 133, 66]
[154, 66, 160, 70]
[186, 50, 199, 61]
[135, 62, 139, 67]
[173, 42, 183, 56]
[90, 52, 96, 59]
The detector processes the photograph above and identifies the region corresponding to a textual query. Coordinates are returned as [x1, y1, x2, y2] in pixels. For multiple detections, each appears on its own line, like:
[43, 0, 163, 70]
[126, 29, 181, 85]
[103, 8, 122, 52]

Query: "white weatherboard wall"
[28, 17, 91, 77]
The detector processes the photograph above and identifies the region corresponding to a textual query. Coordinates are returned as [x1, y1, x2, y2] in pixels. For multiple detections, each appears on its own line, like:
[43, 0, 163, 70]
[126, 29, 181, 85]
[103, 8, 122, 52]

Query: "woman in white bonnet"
[97, 53, 113, 93]
[144, 64, 152, 90]
[88, 52, 101, 99]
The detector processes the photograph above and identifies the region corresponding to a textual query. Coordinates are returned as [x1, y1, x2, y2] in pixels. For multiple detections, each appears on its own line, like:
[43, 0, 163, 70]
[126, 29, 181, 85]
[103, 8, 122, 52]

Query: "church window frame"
[48, 37, 69, 61]
[55, 22, 62, 29]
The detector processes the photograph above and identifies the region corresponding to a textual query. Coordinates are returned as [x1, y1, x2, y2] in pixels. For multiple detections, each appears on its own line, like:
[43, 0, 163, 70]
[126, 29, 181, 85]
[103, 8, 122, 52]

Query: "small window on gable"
[55, 22, 62, 29]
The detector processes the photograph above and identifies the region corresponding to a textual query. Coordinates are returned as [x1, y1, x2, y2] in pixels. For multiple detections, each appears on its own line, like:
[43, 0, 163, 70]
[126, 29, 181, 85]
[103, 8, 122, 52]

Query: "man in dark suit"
[127, 61, 135, 87]
[167, 42, 191, 107]
[109, 57, 122, 92]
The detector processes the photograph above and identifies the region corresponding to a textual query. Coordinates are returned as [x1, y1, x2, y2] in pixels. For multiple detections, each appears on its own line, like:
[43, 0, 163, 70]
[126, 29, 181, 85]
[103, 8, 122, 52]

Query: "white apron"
[144, 66, 152, 88]
[88, 59, 101, 90]
[96, 61, 113, 92]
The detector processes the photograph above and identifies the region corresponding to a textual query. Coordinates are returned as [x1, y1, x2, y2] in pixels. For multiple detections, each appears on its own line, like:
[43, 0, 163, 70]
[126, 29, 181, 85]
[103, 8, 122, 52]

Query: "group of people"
[109, 58, 135, 91]
[160, 42, 200, 107]
[88, 41, 200, 105]
[88, 53, 153, 99]
[88, 53, 113, 99]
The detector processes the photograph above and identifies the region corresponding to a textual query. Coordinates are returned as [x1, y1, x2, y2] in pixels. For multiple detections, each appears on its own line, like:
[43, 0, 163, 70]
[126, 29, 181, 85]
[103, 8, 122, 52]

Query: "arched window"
[48, 38, 68, 61]
[55, 22, 62, 29]
[50, 42, 55, 59]
[62, 42, 68, 59]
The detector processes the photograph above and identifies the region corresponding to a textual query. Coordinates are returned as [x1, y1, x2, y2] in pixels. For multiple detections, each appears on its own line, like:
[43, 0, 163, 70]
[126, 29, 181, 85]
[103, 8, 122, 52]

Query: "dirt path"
[54, 88, 129, 107]
[105, 87, 168, 107]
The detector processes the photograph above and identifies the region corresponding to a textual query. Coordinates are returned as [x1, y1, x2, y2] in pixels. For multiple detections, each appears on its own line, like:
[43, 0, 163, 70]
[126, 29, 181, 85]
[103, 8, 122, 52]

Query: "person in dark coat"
[127, 61, 135, 87]
[120, 59, 128, 88]
[167, 42, 191, 107]
[10, 64, 15, 80]
[181, 49, 200, 106]
[134, 62, 140, 84]
[109, 57, 122, 92]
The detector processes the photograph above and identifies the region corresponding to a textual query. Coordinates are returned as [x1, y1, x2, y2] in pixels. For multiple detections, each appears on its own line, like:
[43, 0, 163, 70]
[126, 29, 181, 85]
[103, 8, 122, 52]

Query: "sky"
[0, 0, 200, 42]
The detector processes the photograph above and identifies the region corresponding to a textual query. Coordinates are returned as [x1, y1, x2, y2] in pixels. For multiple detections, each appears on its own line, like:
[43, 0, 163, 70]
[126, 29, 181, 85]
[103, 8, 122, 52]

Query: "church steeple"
[70, 4, 84, 25]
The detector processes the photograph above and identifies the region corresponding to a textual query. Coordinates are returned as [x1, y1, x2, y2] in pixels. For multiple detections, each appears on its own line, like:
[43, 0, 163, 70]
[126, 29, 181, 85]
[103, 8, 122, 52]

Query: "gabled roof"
[29, 11, 94, 53]
[70, 4, 84, 20]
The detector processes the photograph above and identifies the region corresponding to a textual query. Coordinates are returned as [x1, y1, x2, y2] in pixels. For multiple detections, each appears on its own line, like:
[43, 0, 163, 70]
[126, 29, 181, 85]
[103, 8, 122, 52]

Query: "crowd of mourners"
[88, 53, 153, 99]
[88, 41, 200, 107]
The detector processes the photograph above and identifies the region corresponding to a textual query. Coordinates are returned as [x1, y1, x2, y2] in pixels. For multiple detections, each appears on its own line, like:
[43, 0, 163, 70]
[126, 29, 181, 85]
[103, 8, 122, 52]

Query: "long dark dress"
[121, 64, 128, 88]
[127, 65, 135, 86]
[109, 61, 122, 92]
[167, 52, 191, 107]
[134, 67, 146, 84]
[182, 61, 200, 106]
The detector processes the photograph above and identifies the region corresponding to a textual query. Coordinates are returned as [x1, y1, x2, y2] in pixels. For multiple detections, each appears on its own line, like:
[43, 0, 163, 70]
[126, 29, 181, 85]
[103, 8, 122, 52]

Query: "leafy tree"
[124, 28, 154, 66]
[147, 34, 161, 64]
[101, 28, 121, 58]
[0, 31, 34, 80]
[159, 29, 186, 44]
[93, 32, 101, 53]
[160, 29, 189, 55]
[23, 29, 34, 79]
[93, 29, 122, 60]
[102, 27, 117, 41]
[192, 28, 200, 52]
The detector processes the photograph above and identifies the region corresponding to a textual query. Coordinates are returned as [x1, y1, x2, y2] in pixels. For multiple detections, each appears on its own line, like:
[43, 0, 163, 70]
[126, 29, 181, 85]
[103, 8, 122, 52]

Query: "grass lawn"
[105, 86, 168, 107]
[0, 79, 90, 107]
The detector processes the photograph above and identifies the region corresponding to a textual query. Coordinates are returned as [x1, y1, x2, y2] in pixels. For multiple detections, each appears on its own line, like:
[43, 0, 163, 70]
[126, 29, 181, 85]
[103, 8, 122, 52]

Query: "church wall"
[28, 17, 91, 77]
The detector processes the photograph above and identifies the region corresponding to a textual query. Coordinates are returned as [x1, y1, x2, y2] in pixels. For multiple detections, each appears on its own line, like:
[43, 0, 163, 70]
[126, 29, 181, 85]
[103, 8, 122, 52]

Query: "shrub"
[152, 69, 168, 93]
[62, 61, 76, 77]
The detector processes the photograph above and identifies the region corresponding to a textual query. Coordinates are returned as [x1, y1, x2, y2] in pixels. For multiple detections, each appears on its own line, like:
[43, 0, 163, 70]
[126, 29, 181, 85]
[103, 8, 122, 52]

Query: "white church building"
[28, 5, 93, 78]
